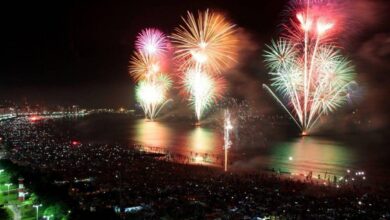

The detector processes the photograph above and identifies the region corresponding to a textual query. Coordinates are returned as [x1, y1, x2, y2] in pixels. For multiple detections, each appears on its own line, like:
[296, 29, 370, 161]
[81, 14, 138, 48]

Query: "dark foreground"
[1, 117, 390, 219]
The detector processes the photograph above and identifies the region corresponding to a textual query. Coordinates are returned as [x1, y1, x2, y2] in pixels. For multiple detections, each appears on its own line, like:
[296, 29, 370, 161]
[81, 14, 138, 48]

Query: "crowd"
[0, 117, 389, 219]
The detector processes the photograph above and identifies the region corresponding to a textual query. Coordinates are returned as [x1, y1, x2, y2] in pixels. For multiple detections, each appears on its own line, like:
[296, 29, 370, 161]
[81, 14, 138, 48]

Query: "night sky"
[0, 0, 389, 129]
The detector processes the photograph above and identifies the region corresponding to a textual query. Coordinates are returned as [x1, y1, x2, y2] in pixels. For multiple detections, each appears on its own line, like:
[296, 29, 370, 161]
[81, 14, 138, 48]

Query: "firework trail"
[263, 0, 356, 134]
[172, 9, 238, 121]
[130, 28, 172, 120]
[224, 109, 233, 171]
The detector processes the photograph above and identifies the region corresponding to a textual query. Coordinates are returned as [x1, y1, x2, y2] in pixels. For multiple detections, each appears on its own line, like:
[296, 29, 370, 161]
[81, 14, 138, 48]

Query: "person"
[306, 171, 312, 181]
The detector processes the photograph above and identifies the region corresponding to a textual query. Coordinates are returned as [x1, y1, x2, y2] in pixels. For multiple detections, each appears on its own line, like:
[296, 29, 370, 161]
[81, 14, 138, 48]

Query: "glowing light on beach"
[195, 155, 204, 163]
[29, 116, 42, 122]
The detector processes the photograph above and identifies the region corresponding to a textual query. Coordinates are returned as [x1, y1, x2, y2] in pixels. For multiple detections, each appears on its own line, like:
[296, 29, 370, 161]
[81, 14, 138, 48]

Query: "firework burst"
[136, 75, 172, 120]
[136, 28, 168, 56]
[263, 0, 356, 134]
[183, 68, 224, 120]
[172, 10, 238, 120]
[130, 28, 172, 120]
[171, 9, 238, 74]
[129, 52, 160, 81]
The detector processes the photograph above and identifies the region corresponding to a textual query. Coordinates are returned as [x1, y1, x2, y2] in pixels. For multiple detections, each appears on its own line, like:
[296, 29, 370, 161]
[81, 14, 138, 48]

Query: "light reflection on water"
[132, 120, 223, 163]
[187, 127, 219, 153]
[77, 116, 388, 180]
[268, 137, 355, 177]
[131, 120, 355, 175]
[134, 119, 174, 148]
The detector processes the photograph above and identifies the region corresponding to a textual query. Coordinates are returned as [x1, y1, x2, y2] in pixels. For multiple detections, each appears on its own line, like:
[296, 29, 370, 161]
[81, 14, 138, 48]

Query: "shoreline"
[2, 150, 390, 219]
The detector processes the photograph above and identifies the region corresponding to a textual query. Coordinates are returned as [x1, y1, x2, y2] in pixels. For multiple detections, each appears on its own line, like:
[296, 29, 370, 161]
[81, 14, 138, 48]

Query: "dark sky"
[0, 0, 389, 129]
[0, 0, 287, 106]
[0, 0, 285, 83]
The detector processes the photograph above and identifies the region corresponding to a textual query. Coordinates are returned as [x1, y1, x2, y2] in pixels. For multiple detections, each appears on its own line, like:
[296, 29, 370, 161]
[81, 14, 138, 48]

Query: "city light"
[29, 116, 42, 122]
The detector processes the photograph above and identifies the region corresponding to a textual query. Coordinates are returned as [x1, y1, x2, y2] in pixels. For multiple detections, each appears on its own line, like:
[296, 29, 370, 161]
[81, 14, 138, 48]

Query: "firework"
[129, 52, 160, 81]
[130, 28, 172, 120]
[135, 28, 168, 56]
[183, 68, 224, 120]
[263, 0, 356, 134]
[172, 10, 237, 120]
[136, 74, 172, 120]
[224, 109, 233, 172]
[171, 9, 238, 74]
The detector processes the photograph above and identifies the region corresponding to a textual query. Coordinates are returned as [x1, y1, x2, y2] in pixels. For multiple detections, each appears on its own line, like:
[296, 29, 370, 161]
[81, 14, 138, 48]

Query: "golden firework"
[129, 51, 160, 82]
[171, 9, 238, 74]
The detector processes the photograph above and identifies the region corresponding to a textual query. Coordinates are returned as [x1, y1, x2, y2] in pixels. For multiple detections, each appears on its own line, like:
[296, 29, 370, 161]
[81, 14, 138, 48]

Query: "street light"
[33, 204, 42, 220]
[44, 214, 54, 220]
[5, 183, 12, 197]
